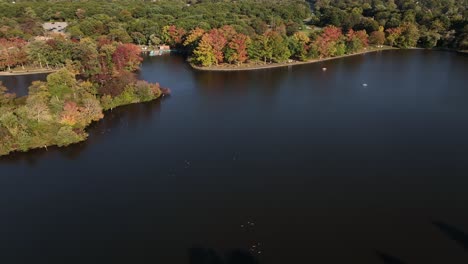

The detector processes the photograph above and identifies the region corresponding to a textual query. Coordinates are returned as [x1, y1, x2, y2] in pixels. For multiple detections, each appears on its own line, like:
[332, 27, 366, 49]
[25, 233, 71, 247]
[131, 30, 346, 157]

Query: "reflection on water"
[194, 69, 290, 96]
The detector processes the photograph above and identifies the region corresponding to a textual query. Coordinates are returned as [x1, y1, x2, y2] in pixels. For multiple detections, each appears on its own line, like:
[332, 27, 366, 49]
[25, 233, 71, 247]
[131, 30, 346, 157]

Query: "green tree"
[289, 32, 310, 61]
[72, 38, 100, 77]
[109, 28, 133, 43]
[193, 34, 216, 67]
[0, 82, 15, 106]
[46, 68, 76, 100]
[268, 31, 291, 63]
[55, 126, 84, 147]
[249, 34, 273, 64]
[399, 22, 420, 48]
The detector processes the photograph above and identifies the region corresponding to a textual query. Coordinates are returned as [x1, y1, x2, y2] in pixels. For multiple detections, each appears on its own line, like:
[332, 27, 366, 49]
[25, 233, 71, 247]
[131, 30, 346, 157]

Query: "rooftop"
[43, 22, 68, 33]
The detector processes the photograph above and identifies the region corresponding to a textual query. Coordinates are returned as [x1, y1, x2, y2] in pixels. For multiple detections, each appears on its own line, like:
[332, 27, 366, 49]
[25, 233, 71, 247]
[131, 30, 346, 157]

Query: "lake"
[1, 50, 467, 264]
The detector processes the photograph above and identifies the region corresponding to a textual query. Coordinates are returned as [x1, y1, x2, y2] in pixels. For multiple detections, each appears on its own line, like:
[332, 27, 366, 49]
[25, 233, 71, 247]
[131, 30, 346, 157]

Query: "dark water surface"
[0, 73, 48, 97]
[1, 50, 468, 264]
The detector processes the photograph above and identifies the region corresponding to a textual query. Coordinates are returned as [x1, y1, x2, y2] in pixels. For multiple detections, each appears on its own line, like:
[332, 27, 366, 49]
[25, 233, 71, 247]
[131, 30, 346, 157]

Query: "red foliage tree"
[220, 25, 237, 41]
[112, 43, 142, 72]
[165, 25, 186, 46]
[314, 26, 344, 58]
[347, 29, 369, 47]
[98, 71, 137, 96]
[207, 29, 227, 64]
[60, 101, 81, 126]
[321, 26, 343, 42]
[0, 38, 28, 70]
[227, 33, 251, 65]
[96, 36, 113, 48]
[385, 27, 403, 46]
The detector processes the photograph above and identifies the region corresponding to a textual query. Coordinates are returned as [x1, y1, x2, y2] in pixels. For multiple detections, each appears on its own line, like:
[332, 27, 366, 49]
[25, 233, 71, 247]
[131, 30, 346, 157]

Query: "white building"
[43, 22, 68, 34]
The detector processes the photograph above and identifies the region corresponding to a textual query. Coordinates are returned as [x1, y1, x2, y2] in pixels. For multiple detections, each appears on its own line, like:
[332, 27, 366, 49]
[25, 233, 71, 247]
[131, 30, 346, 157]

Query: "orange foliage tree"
[226, 33, 251, 65]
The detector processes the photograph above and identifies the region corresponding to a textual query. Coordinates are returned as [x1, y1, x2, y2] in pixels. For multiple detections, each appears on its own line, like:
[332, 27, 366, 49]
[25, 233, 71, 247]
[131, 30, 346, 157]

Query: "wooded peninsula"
[0, 37, 168, 156]
[0, 0, 466, 156]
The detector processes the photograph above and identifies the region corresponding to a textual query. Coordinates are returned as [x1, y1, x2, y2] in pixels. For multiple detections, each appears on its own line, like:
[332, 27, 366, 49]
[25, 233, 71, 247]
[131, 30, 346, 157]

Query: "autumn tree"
[98, 70, 136, 97]
[370, 28, 386, 46]
[192, 33, 216, 67]
[314, 26, 345, 58]
[112, 43, 142, 72]
[207, 29, 227, 65]
[96, 41, 116, 79]
[60, 101, 81, 126]
[0, 38, 28, 71]
[81, 97, 103, 122]
[162, 25, 186, 47]
[289, 32, 310, 61]
[220, 25, 237, 41]
[345, 29, 368, 53]
[225, 33, 251, 65]
[183, 28, 205, 53]
[385, 27, 403, 47]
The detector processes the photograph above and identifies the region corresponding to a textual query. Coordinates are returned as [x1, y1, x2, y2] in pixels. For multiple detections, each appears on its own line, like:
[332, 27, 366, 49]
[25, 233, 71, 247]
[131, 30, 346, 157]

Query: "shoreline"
[0, 91, 168, 157]
[0, 68, 59, 76]
[190, 46, 396, 72]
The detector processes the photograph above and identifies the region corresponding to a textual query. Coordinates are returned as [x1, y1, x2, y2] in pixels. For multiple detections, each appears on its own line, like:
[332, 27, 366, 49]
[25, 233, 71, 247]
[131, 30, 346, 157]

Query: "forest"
[0, 0, 466, 70]
[0, 0, 465, 49]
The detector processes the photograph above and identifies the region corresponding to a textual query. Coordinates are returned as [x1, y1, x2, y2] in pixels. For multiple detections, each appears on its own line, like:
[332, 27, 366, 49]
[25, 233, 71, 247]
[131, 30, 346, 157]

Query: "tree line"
[0, 0, 465, 51]
[310, 0, 467, 50]
[186, 25, 372, 66]
[171, 23, 420, 66]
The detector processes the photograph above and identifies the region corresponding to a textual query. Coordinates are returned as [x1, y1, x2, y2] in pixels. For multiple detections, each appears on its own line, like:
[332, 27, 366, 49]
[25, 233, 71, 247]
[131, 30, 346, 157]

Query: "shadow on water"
[375, 251, 407, 264]
[0, 98, 165, 165]
[373, 221, 468, 264]
[189, 247, 259, 264]
[433, 221, 468, 250]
